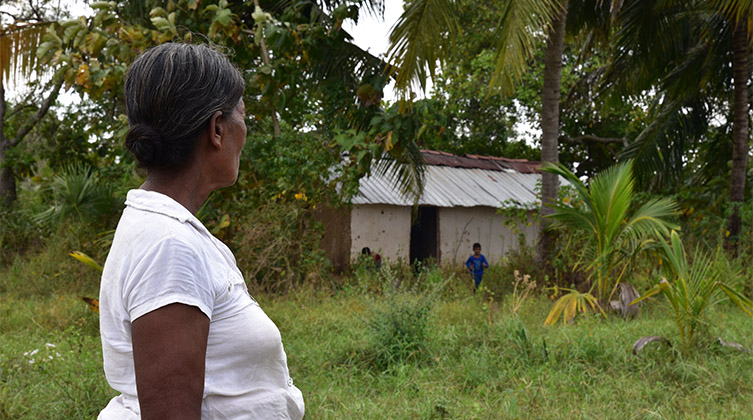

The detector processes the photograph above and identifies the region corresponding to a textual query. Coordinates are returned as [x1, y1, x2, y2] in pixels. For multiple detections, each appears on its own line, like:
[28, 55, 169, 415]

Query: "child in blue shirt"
[465, 243, 489, 290]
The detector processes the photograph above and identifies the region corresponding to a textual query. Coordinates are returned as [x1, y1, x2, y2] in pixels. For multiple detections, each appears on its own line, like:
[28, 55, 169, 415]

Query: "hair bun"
[126, 123, 164, 167]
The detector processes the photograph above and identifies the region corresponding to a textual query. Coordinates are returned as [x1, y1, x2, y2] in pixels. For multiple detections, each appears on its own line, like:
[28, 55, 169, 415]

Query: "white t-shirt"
[98, 189, 304, 420]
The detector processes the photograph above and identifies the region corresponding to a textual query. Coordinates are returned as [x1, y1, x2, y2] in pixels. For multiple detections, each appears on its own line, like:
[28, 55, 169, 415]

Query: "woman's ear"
[206, 110, 224, 148]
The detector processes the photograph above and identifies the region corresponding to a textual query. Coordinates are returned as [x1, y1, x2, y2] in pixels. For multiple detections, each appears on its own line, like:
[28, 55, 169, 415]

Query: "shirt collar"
[124, 189, 209, 234]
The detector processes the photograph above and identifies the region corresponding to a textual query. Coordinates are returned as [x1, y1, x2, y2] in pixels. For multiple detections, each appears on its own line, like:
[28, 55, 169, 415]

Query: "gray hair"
[124, 43, 245, 169]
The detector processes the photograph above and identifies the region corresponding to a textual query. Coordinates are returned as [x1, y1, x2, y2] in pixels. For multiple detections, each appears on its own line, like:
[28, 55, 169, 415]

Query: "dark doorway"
[410, 207, 438, 264]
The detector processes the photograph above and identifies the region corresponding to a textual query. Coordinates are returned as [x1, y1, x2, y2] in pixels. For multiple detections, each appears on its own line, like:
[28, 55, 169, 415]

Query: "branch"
[9, 74, 64, 147]
[559, 134, 627, 147]
[0, 10, 20, 21]
[6, 104, 36, 119]
[253, 0, 281, 139]
[28, 0, 44, 21]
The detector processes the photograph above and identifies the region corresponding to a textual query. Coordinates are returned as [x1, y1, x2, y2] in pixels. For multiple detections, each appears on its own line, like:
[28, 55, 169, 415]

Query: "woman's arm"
[132, 303, 210, 420]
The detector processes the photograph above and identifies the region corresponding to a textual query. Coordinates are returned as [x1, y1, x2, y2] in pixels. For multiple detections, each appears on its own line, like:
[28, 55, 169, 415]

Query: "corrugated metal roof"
[352, 151, 549, 208]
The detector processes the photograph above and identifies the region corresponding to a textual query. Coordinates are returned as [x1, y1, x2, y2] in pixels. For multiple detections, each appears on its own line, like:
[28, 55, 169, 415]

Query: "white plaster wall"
[350, 204, 411, 262]
[438, 207, 538, 265]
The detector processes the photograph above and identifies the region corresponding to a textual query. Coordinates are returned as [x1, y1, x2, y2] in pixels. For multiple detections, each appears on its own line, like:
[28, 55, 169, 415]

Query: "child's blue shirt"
[465, 254, 488, 278]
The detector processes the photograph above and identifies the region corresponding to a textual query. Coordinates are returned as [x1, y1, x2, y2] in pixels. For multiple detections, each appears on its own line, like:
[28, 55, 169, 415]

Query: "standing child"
[465, 243, 489, 291]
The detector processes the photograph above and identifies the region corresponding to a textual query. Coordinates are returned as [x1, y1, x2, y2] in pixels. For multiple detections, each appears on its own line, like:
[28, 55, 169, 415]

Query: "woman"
[98, 43, 304, 420]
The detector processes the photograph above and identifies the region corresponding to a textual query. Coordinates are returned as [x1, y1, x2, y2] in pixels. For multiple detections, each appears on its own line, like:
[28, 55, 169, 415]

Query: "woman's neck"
[141, 167, 209, 215]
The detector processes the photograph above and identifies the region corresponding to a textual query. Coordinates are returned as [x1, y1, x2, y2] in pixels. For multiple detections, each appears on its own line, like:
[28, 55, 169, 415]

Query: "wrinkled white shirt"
[98, 189, 304, 420]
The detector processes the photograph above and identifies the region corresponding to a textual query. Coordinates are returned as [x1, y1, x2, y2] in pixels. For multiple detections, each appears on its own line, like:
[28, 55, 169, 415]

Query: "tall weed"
[364, 265, 451, 370]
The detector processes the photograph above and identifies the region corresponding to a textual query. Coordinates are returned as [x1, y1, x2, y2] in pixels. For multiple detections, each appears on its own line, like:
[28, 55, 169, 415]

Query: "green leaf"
[215, 9, 232, 27]
[150, 17, 172, 32]
[69, 251, 103, 272]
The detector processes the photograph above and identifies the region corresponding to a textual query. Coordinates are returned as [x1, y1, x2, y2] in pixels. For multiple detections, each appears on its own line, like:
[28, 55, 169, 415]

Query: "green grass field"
[3, 270, 753, 420]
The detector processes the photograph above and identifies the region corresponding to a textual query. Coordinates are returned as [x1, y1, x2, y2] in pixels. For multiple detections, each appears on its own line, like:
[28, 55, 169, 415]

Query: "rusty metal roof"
[423, 150, 541, 173]
[352, 151, 547, 208]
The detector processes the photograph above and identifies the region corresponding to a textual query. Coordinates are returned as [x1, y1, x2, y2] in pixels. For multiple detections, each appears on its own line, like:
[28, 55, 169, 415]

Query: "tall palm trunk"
[727, 21, 749, 252]
[536, 0, 568, 265]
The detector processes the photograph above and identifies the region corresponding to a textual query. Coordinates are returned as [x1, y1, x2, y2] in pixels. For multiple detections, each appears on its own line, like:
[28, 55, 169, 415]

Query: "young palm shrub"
[632, 231, 753, 354]
[35, 164, 118, 228]
[543, 161, 678, 325]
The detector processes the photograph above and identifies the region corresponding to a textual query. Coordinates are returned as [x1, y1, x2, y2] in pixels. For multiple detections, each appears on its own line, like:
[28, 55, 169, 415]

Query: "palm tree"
[608, 0, 752, 252]
[543, 161, 678, 310]
[387, 0, 560, 261]
[386, 0, 632, 264]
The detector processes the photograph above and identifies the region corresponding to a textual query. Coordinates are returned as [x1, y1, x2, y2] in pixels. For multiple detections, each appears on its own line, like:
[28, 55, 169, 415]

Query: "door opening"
[410, 207, 438, 265]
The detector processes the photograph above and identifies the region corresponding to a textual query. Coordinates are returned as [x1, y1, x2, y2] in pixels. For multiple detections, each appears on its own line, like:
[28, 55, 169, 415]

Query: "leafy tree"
[0, 18, 63, 205]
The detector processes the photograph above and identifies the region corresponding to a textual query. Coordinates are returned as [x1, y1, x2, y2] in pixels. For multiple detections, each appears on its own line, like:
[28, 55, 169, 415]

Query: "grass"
[3, 282, 753, 419]
[2, 241, 753, 419]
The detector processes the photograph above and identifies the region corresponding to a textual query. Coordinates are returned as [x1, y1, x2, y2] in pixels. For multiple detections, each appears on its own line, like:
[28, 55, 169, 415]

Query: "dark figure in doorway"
[465, 243, 488, 291]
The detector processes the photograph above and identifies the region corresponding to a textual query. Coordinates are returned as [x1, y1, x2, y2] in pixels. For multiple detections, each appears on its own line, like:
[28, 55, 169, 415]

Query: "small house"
[317, 150, 544, 271]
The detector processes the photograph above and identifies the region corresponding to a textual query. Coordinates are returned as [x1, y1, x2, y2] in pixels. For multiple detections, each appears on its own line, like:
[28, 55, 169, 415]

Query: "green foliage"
[7, 279, 753, 418]
[385, 0, 459, 100]
[34, 163, 120, 228]
[0, 204, 45, 267]
[1, 221, 102, 297]
[363, 265, 450, 369]
[545, 161, 678, 302]
[229, 200, 329, 293]
[634, 231, 753, 354]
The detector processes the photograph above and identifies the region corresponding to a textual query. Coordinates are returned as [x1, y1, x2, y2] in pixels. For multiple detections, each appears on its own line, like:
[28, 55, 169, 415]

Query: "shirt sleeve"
[122, 236, 215, 322]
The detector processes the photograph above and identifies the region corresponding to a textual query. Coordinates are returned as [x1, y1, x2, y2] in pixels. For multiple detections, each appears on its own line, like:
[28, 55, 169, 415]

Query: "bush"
[1, 221, 102, 297]
[34, 164, 122, 229]
[363, 265, 450, 369]
[230, 201, 331, 293]
[0, 205, 46, 267]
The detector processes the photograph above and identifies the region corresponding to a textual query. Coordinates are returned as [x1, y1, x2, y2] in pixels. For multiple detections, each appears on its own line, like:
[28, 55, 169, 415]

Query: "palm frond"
[386, 0, 459, 98]
[588, 161, 633, 240]
[714, 0, 753, 28]
[489, 0, 561, 95]
[545, 289, 604, 325]
[622, 198, 679, 240]
[0, 21, 51, 84]
[373, 143, 426, 202]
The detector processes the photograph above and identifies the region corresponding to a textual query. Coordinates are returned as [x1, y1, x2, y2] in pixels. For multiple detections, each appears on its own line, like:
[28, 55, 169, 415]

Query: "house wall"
[350, 204, 411, 262]
[438, 206, 538, 265]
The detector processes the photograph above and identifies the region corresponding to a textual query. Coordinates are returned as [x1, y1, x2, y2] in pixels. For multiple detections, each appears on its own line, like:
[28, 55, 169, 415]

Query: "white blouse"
[98, 189, 304, 420]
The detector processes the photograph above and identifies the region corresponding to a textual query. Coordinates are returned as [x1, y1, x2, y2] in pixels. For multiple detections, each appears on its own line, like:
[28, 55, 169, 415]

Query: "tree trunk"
[726, 21, 749, 253]
[0, 75, 64, 207]
[0, 80, 14, 206]
[536, 0, 568, 266]
[0, 147, 16, 206]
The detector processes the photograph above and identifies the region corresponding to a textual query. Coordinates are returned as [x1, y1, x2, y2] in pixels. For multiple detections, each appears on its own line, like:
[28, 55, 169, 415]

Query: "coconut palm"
[542, 161, 679, 324]
[633, 230, 753, 354]
[607, 0, 753, 251]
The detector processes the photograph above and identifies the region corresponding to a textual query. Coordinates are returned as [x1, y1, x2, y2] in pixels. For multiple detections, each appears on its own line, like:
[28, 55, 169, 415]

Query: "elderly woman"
[97, 43, 304, 420]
